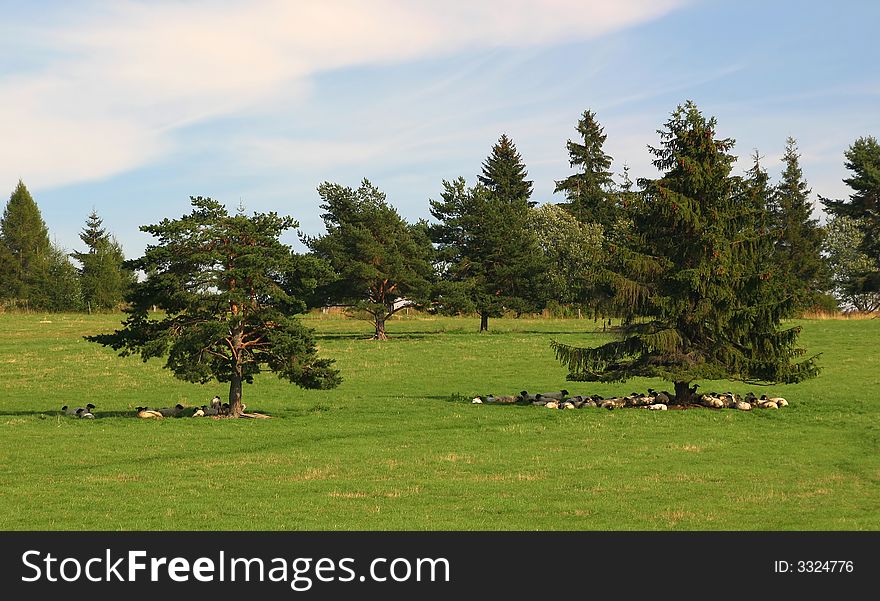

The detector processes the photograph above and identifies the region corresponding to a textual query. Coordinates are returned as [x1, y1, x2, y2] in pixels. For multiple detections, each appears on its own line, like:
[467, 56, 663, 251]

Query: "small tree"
[87, 197, 340, 415]
[822, 136, 880, 293]
[824, 215, 880, 312]
[305, 180, 434, 340]
[33, 243, 84, 312]
[527, 203, 604, 309]
[770, 138, 830, 311]
[71, 210, 133, 311]
[551, 102, 819, 402]
[554, 109, 617, 227]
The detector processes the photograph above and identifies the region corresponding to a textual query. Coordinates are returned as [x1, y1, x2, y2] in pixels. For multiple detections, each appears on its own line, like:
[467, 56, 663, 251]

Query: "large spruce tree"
[71, 210, 132, 311]
[771, 137, 829, 311]
[0, 180, 50, 302]
[551, 102, 819, 402]
[88, 197, 340, 415]
[430, 136, 547, 331]
[554, 110, 617, 227]
[305, 179, 434, 340]
[822, 136, 880, 293]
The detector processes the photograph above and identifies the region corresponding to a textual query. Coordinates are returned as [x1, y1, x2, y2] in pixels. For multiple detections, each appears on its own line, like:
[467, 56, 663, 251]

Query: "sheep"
[562, 401, 576, 410]
[734, 401, 752, 411]
[544, 401, 559, 409]
[768, 397, 788, 407]
[471, 397, 483, 404]
[77, 407, 95, 419]
[490, 395, 518, 404]
[61, 405, 78, 415]
[192, 407, 206, 417]
[536, 390, 569, 401]
[518, 391, 538, 402]
[648, 403, 667, 411]
[136, 408, 163, 419]
[157, 404, 186, 417]
[210, 395, 222, 410]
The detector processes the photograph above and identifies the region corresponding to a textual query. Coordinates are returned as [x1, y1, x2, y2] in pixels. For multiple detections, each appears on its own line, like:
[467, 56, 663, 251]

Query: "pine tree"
[822, 136, 880, 293]
[430, 135, 546, 331]
[71, 210, 132, 311]
[429, 173, 547, 332]
[87, 197, 340, 416]
[771, 138, 829, 311]
[554, 110, 617, 226]
[478, 134, 535, 207]
[551, 101, 819, 403]
[0, 180, 50, 302]
[305, 180, 434, 340]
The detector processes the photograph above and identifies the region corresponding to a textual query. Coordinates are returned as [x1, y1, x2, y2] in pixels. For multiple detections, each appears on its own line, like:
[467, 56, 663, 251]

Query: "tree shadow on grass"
[316, 332, 433, 341]
[0, 409, 278, 419]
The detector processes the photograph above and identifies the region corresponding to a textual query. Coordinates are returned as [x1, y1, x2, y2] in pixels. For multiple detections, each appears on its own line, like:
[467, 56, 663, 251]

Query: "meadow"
[0, 312, 877, 530]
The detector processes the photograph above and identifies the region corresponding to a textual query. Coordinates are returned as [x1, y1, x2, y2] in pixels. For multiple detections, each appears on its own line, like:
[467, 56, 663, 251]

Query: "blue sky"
[2, 0, 878, 257]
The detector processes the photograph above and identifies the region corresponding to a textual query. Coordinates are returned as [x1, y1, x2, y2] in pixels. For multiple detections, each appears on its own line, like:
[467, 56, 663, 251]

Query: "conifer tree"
[551, 102, 819, 402]
[822, 136, 880, 293]
[88, 197, 340, 415]
[0, 180, 50, 301]
[430, 135, 547, 331]
[771, 138, 829, 311]
[71, 210, 132, 311]
[429, 171, 547, 332]
[478, 134, 535, 207]
[554, 110, 617, 227]
[305, 180, 434, 340]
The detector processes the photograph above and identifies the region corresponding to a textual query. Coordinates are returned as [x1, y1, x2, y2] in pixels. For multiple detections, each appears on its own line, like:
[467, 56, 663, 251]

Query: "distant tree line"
[2, 104, 878, 325]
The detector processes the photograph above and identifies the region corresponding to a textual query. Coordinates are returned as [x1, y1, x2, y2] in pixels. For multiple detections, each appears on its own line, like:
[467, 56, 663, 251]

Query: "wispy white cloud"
[0, 0, 686, 190]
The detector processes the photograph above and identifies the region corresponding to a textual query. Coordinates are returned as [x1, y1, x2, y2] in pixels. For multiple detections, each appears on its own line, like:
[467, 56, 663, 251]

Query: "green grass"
[0, 312, 877, 530]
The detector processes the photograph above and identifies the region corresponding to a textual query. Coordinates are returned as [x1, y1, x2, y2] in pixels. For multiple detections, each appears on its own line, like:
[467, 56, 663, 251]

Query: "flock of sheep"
[60, 396, 242, 419]
[134, 396, 241, 418]
[471, 389, 789, 411]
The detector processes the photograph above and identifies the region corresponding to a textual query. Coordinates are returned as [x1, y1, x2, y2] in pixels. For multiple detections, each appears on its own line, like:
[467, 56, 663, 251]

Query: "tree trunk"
[673, 381, 693, 405]
[374, 314, 388, 340]
[229, 368, 244, 417]
[480, 312, 489, 332]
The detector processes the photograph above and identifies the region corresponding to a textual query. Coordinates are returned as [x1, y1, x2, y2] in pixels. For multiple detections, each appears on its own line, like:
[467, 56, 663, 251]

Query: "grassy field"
[0, 312, 877, 530]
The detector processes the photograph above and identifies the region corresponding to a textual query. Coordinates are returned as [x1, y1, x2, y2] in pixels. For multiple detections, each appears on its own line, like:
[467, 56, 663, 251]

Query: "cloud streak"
[0, 0, 685, 190]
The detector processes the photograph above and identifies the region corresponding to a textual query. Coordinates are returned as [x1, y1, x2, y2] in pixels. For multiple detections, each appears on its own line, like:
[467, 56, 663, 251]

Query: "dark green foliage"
[822, 136, 880, 293]
[87, 197, 340, 414]
[430, 135, 547, 331]
[551, 101, 819, 401]
[429, 175, 547, 331]
[33, 244, 83, 312]
[305, 179, 434, 340]
[0, 180, 50, 302]
[71, 210, 133, 311]
[554, 110, 617, 227]
[770, 138, 830, 311]
[478, 134, 535, 207]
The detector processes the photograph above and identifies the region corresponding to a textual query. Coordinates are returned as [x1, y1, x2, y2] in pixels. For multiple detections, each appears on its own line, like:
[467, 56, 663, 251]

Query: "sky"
[2, 0, 878, 257]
